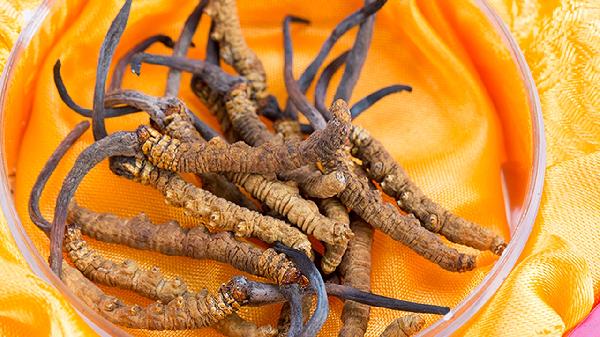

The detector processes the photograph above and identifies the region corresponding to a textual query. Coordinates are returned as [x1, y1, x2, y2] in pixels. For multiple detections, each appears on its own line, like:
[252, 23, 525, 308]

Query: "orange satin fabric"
[0, 0, 598, 336]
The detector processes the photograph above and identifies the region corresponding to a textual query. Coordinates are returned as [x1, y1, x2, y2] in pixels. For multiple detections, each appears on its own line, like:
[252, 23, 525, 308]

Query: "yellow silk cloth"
[0, 0, 598, 336]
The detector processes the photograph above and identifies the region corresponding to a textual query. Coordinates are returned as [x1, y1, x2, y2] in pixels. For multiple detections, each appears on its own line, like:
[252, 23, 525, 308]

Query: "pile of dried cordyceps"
[29, 0, 507, 336]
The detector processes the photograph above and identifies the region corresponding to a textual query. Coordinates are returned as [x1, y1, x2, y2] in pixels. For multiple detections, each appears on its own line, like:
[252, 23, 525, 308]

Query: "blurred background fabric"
[0, 0, 598, 336]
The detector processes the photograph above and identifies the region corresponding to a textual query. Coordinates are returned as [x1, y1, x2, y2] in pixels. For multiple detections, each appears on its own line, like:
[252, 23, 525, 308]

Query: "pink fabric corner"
[568, 303, 600, 337]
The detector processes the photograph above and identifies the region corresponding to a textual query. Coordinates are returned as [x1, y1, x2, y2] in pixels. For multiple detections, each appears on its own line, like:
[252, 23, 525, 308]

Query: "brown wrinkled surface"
[191, 75, 238, 142]
[205, 0, 267, 99]
[65, 227, 188, 303]
[227, 172, 353, 247]
[338, 217, 374, 337]
[213, 314, 277, 337]
[68, 203, 304, 285]
[138, 105, 348, 175]
[61, 263, 242, 330]
[116, 157, 313, 257]
[318, 198, 352, 275]
[333, 154, 476, 272]
[66, 227, 270, 334]
[279, 165, 347, 199]
[225, 82, 275, 146]
[164, 110, 259, 211]
[350, 125, 506, 255]
[162, 97, 352, 274]
[273, 119, 303, 143]
[379, 314, 425, 337]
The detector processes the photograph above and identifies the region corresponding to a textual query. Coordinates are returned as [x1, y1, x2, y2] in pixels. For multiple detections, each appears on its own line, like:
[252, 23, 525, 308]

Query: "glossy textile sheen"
[0, 0, 598, 336]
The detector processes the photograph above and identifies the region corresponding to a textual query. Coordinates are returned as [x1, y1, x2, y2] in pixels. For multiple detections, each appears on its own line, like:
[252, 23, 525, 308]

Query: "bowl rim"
[0, 1, 545, 336]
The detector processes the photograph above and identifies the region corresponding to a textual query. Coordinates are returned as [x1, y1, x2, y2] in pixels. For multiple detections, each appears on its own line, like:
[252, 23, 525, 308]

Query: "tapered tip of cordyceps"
[284, 15, 311, 25]
[329, 99, 351, 124]
[130, 53, 143, 76]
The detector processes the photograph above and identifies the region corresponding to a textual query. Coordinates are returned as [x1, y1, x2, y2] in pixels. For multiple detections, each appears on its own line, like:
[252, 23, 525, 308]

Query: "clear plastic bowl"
[0, 0, 545, 336]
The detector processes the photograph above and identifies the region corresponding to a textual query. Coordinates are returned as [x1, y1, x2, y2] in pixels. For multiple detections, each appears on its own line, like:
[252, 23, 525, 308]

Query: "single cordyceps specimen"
[334, 149, 477, 272]
[349, 125, 507, 255]
[380, 314, 425, 337]
[138, 105, 349, 175]
[65, 227, 188, 303]
[111, 155, 313, 257]
[165, 0, 208, 97]
[68, 202, 305, 286]
[338, 216, 374, 337]
[223, 81, 275, 146]
[204, 0, 267, 100]
[317, 197, 352, 276]
[62, 263, 247, 330]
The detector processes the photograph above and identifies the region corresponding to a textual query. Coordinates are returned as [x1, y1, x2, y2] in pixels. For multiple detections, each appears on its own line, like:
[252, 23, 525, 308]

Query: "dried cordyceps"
[338, 216, 374, 337]
[274, 243, 328, 337]
[112, 155, 313, 257]
[137, 108, 349, 175]
[278, 165, 347, 199]
[293, 84, 478, 272]
[276, 288, 311, 337]
[110, 34, 176, 92]
[131, 82, 352, 273]
[379, 314, 425, 337]
[28, 123, 284, 335]
[225, 273, 449, 315]
[204, 0, 267, 100]
[31, 0, 516, 333]
[226, 172, 352, 253]
[27, 122, 236, 330]
[282, 0, 387, 119]
[283, 15, 328, 130]
[313, 49, 412, 120]
[314, 50, 350, 118]
[66, 231, 275, 334]
[223, 81, 276, 146]
[57, 56, 351, 275]
[61, 263, 247, 330]
[334, 0, 376, 102]
[158, 5, 264, 215]
[349, 125, 507, 255]
[337, 147, 477, 272]
[65, 227, 188, 303]
[165, 0, 207, 97]
[64, 229, 276, 336]
[31, 122, 450, 329]
[68, 202, 305, 286]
